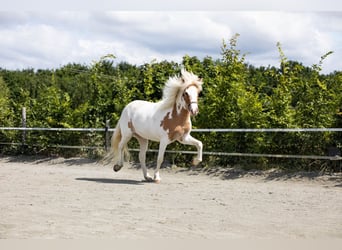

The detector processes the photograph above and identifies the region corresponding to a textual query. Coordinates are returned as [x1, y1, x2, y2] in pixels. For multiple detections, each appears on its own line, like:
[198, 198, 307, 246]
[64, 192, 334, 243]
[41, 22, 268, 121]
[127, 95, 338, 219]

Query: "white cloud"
[2, 0, 342, 12]
[0, 22, 73, 68]
[213, 12, 340, 71]
[0, 11, 341, 73]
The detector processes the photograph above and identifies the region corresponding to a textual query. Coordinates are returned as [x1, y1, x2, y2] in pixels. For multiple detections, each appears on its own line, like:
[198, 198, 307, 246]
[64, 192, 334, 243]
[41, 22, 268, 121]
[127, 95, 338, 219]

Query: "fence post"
[105, 119, 110, 151]
[22, 107, 26, 146]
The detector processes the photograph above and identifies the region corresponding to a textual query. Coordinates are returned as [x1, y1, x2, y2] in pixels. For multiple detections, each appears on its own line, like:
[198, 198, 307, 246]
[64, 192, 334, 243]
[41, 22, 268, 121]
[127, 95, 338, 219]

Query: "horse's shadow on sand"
[75, 177, 144, 185]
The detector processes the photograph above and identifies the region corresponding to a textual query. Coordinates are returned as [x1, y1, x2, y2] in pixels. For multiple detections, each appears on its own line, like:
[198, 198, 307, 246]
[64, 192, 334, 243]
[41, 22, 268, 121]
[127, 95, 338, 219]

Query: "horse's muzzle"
[189, 102, 199, 116]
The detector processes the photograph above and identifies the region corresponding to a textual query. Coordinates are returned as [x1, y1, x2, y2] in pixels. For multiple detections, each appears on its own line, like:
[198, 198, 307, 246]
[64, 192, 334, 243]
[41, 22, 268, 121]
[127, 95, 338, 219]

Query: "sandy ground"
[0, 156, 341, 239]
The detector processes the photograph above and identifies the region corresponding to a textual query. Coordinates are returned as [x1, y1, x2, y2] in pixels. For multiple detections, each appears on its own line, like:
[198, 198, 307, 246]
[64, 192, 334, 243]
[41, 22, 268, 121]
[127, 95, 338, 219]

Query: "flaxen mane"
[159, 69, 203, 110]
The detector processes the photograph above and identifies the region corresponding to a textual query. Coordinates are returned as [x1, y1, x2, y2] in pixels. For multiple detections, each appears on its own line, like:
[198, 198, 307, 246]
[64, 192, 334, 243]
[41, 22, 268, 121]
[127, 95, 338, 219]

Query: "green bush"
[0, 35, 341, 171]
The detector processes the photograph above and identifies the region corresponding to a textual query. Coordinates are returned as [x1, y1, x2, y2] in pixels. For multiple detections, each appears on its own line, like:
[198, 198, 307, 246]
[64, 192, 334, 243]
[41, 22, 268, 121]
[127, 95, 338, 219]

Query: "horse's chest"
[160, 108, 190, 141]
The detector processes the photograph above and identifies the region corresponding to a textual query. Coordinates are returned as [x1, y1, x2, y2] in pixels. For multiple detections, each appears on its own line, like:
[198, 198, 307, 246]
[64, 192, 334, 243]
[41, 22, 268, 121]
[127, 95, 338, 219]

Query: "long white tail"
[110, 123, 122, 164]
[103, 122, 130, 165]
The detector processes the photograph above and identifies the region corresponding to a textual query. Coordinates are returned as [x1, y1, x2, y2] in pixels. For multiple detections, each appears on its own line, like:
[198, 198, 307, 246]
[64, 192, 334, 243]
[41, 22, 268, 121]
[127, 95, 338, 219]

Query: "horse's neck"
[173, 102, 190, 122]
[160, 103, 190, 130]
[160, 102, 191, 141]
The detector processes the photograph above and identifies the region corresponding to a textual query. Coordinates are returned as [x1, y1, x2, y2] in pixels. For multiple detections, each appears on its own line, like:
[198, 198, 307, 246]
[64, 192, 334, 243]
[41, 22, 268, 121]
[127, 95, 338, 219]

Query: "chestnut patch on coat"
[127, 120, 134, 130]
[160, 104, 191, 141]
[182, 90, 191, 105]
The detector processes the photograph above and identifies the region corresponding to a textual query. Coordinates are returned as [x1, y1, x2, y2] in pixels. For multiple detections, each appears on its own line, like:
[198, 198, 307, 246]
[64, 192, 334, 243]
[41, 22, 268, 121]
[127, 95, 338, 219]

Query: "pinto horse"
[109, 69, 203, 183]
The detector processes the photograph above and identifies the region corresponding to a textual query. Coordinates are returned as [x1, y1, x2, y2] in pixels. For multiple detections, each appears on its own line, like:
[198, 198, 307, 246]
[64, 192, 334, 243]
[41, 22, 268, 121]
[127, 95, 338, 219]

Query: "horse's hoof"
[154, 173, 161, 183]
[192, 158, 202, 166]
[145, 177, 154, 182]
[113, 164, 122, 172]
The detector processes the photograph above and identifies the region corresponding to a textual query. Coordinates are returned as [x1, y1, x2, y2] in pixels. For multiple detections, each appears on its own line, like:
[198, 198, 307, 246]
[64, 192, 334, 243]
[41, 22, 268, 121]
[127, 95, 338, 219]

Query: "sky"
[1, 1, 342, 74]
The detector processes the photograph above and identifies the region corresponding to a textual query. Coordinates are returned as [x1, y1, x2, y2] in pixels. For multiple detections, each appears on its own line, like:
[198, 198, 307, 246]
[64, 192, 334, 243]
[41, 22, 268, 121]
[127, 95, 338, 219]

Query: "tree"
[0, 77, 13, 127]
[0, 38, 341, 170]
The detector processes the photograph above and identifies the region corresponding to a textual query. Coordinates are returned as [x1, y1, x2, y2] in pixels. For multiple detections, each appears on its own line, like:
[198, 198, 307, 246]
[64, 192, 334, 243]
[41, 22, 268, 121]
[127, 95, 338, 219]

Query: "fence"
[0, 126, 341, 162]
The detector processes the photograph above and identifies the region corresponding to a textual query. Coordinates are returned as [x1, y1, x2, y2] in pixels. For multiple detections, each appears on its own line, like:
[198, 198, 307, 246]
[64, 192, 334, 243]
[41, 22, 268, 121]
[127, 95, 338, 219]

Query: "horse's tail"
[102, 122, 130, 166]
[110, 122, 122, 164]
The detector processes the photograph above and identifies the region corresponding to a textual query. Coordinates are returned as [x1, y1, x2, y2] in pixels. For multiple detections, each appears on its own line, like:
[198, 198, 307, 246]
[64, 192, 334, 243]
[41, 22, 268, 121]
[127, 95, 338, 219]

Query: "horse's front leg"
[180, 134, 203, 166]
[137, 137, 153, 182]
[154, 139, 168, 183]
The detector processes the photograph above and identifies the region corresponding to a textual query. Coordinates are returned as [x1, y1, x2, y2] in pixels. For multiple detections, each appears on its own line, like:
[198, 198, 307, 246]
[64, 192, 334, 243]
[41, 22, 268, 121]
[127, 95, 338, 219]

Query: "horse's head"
[182, 83, 202, 116]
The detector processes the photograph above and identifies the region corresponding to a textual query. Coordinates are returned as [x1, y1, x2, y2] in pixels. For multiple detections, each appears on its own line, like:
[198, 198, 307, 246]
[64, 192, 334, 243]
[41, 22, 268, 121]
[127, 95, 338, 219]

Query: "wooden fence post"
[105, 119, 110, 151]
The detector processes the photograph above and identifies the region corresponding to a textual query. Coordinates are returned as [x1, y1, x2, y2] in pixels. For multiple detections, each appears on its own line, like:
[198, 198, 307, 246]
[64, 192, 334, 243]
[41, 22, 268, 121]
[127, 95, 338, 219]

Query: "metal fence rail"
[1, 127, 341, 161]
[0, 127, 109, 132]
[1, 127, 342, 132]
[193, 128, 342, 133]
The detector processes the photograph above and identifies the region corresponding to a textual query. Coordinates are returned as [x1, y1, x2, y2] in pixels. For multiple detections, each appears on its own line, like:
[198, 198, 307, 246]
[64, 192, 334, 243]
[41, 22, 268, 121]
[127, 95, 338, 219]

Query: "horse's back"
[120, 100, 167, 141]
[123, 100, 159, 118]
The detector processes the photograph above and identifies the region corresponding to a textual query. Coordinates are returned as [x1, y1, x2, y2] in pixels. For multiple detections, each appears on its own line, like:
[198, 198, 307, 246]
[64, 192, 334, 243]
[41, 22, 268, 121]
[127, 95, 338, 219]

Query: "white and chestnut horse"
[109, 69, 203, 183]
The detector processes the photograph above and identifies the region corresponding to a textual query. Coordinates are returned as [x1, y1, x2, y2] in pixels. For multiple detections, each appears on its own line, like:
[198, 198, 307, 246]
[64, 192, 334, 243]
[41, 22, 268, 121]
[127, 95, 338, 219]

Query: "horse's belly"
[135, 127, 163, 142]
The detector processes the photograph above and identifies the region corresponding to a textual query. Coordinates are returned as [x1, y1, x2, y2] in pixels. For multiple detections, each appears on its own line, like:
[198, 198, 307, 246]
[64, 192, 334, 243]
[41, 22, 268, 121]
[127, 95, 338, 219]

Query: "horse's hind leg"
[113, 133, 132, 172]
[137, 137, 153, 182]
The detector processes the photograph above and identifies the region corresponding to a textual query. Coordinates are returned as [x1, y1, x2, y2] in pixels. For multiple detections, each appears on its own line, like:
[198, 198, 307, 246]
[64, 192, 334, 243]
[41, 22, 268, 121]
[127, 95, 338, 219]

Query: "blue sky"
[1, 2, 341, 73]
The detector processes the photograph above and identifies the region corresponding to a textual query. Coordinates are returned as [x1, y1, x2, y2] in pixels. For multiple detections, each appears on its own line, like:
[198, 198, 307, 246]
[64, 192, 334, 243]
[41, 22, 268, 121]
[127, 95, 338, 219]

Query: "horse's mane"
[159, 69, 203, 110]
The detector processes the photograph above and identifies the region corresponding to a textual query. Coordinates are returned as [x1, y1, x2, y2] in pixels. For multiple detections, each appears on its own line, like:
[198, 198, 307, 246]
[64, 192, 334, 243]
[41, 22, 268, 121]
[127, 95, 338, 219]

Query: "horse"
[108, 69, 203, 183]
